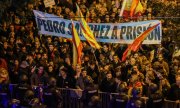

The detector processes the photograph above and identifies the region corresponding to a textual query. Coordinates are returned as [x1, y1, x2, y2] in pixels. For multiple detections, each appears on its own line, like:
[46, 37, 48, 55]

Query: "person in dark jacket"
[100, 72, 116, 93]
[109, 82, 129, 108]
[56, 67, 75, 88]
[43, 77, 62, 108]
[147, 83, 163, 108]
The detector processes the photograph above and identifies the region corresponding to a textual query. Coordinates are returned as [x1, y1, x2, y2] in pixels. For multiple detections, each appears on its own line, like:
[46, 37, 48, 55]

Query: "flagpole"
[91, 47, 100, 83]
[119, 0, 127, 17]
[91, 48, 101, 73]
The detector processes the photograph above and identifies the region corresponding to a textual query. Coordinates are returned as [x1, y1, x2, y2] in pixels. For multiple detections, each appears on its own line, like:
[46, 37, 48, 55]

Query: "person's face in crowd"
[90, 64, 95, 70]
[65, 8, 70, 14]
[173, 66, 179, 73]
[112, 7, 117, 13]
[129, 74, 138, 83]
[97, 18, 101, 23]
[21, 46, 26, 53]
[99, 54, 105, 60]
[113, 55, 119, 63]
[111, 12, 116, 19]
[147, 13, 152, 20]
[27, 3, 34, 10]
[14, 59, 19, 66]
[91, 13, 96, 20]
[103, 44, 108, 52]
[14, 16, 20, 24]
[158, 55, 163, 62]
[173, 58, 179, 65]
[84, 56, 89, 62]
[82, 70, 87, 78]
[48, 44, 54, 52]
[27, 55, 33, 62]
[0, 68, 9, 84]
[2, 22, 7, 28]
[48, 61, 54, 67]
[56, 9, 62, 16]
[105, 15, 110, 22]
[42, 53, 48, 59]
[16, 38, 22, 44]
[9, 25, 15, 32]
[104, 65, 110, 72]
[35, 41, 40, 49]
[76, 65, 81, 73]
[36, 53, 41, 59]
[130, 57, 136, 66]
[106, 73, 112, 81]
[48, 66, 53, 73]
[134, 53, 139, 59]
[69, 11, 75, 19]
[9, 37, 15, 44]
[38, 66, 44, 74]
[60, 70, 66, 77]
[133, 66, 139, 72]
[47, 37, 52, 44]
[65, 57, 71, 65]
[3, 42, 8, 49]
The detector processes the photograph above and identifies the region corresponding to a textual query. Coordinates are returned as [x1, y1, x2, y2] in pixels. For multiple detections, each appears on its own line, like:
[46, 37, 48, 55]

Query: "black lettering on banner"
[126, 26, 133, 40]
[119, 26, 126, 39]
[100, 25, 105, 38]
[148, 29, 154, 40]
[143, 26, 148, 40]
[59, 22, 65, 34]
[93, 25, 100, 38]
[89, 25, 94, 31]
[111, 26, 118, 39]
[53, 21, 60, 33]
[154, 26, 160, 40]
[104, 25, 110, 39]
[133, 26, 136, 39]
[47, 20, 54, 32]
[67, 23, 72, 35]
[137, 26, 142, 36]
[42, 19, 48, 31]
[37, 18, 42, 30]
[75, 23, 82, 37]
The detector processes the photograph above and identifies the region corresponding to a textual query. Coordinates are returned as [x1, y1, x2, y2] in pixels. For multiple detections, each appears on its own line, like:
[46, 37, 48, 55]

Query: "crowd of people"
[0, 0, 180, 108]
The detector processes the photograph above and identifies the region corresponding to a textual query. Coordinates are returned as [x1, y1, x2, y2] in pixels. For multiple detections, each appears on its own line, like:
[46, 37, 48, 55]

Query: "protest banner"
[33, 10, 162, 44]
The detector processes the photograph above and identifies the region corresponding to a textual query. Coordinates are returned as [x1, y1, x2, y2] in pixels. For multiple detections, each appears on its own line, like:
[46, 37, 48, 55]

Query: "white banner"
[33, 10, 162, 44]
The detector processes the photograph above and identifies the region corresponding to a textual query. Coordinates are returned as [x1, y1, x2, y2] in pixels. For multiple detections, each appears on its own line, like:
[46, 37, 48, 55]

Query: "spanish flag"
[121, 23, 160, 62]
[71, 20, 83, 66]
[76, 4, 101, 49]
[120, 0, 143, 18]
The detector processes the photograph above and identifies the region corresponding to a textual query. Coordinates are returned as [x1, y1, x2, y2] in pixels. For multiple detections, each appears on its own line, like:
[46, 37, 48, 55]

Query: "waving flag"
[71, 20, 83, 66]
[76, 4, 101, 49]
[120, 0, 143, 18]
[122, 23, 160, 62]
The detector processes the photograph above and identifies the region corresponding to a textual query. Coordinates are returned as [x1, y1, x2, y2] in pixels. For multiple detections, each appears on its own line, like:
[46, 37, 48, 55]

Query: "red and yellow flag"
[71, 20, 83, 66]
[76, 4, 101, 49]
[122, 0, 143, 18]
[121, 23, 160, 62]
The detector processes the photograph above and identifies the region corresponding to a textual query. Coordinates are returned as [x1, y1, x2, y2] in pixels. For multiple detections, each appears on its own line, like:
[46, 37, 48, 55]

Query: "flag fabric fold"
[76, 4, 101, 49]
[121, 23, 160, 62]
[71, 20, 83, 66]
[121, 0, 143, 18]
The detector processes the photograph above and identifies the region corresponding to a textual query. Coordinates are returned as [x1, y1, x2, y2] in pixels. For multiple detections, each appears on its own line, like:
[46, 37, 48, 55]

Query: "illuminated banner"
[33, 10, 162, 44]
